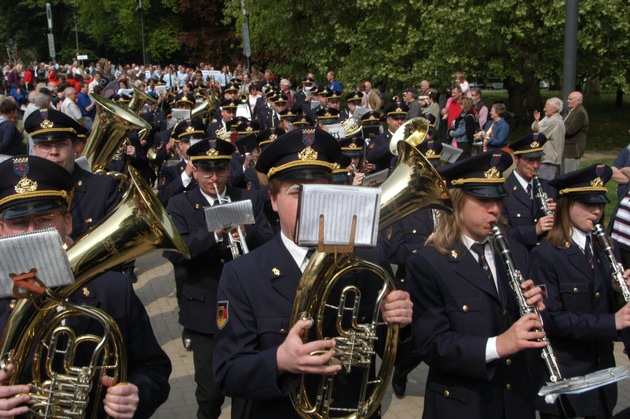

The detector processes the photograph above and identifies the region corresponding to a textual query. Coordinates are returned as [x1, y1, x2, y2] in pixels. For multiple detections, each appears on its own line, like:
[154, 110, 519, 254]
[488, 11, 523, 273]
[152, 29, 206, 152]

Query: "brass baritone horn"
[0, 166, 189, 418]
[290, 141, 450, 418]
[127, 85, 156, 114]
[84, 94, 151, 173]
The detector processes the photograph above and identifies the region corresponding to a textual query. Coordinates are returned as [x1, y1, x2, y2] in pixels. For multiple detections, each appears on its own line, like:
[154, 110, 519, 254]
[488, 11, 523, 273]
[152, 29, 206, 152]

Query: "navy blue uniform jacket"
[213, 233, 397, 418]
[406, 239, 536, 419]
[530, 240, 618, 416]
[0, 272, 171, 418]
[365, 131, 393, 174]
[70, 165, 121, 240]
[502, 172, 557, 250]
[157, 159, 196, 206]
[164, 186, 273, 334]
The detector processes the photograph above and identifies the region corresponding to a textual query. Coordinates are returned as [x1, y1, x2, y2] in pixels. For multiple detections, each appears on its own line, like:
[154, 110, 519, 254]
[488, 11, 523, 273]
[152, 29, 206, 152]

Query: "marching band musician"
[213, 127, 413, 418]
[388, 138, 443, 398]
[503, 133, 558, 251]
[163, 137, 273, 419]
[364, 103, 408, 174]
[157, 119, 205, 206]
[406, 151, 547, 419]
[24, 108, 121, 242]
[206, 99, 238, 140]
[154, 92, 197, 169]
[530, 165, 630, 419]
[0, 155, 171, 419]
[339, 136, 366, 186]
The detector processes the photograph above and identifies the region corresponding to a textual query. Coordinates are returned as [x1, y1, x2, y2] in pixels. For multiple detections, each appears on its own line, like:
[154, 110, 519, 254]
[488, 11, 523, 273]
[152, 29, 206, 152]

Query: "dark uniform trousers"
[213, 233, 399, 418]
[165, 186, 273, 419]
[531, 241, 618, 418]
[0, 272, 172, 419]
[503, 172, 557, 251]
[406, 239, 537, 419]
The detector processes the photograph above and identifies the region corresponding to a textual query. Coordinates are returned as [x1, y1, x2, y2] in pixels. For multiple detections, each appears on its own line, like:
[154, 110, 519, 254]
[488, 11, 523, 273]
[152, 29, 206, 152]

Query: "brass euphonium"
[192, 84, 221, 121]
[83, 94, 151, 175]
[388, 117, 431, 155]
[290, 140, 450, 418]
[0, 166, 189, 418]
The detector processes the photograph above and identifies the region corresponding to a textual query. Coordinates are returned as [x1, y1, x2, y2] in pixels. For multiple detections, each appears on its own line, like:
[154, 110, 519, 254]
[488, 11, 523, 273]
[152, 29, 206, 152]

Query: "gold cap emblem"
[530, 141, 540, 148]
[272, 268, 280, 276]
[298, 146, 318, 161]
[206, 149, 219, 156]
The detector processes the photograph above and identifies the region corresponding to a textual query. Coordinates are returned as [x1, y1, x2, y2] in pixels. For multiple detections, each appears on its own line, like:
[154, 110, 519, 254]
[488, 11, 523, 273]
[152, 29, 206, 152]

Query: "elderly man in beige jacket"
[531, 97, 565, 180]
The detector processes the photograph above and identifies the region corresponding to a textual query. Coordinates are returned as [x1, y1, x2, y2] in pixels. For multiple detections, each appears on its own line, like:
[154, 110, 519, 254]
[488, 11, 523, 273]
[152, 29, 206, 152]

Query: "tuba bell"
[290, 140, 450, 418]
[0, 166, 189, 418]
[388, 117, 431, 155]
[83, 94, 152, 174]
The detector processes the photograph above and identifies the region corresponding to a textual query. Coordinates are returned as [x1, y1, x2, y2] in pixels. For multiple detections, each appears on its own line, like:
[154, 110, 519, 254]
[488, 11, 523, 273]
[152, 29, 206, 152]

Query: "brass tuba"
[0, 166, 189, 418]
[290, 140, 450, 418]
[83, 94, 152, 174]
[388, 117, 431, 155]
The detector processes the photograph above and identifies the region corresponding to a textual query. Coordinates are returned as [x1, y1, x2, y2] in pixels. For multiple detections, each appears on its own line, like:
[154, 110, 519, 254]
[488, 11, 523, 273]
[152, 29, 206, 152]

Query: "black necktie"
[471, 242, 494, 282]
[526, 183, 532, 200]
[584, 235, 594, 269]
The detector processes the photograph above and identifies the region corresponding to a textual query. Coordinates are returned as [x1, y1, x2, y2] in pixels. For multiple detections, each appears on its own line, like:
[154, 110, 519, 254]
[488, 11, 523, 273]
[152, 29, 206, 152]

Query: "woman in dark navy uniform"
[406, 151, 547, 419]
[530, 165, 630, 418]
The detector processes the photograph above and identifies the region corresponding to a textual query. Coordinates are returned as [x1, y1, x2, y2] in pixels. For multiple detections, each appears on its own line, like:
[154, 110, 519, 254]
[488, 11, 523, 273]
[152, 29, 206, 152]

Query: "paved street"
[133, 250, 630, 418]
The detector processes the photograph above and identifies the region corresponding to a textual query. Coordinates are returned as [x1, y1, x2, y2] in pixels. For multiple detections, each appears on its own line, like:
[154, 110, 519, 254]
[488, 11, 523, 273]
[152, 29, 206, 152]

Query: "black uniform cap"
[438, 150, 512, 198]
[549, 164, 612, 204]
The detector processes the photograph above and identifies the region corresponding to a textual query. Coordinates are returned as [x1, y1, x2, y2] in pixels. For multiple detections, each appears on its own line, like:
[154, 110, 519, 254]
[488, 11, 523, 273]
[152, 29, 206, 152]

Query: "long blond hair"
[430, 188, 469, 254]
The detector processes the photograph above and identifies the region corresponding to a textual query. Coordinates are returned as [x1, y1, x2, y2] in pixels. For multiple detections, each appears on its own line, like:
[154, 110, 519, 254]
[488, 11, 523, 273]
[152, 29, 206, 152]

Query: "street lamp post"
[241, 0, 251, 75]
[137, 0, 147, 65]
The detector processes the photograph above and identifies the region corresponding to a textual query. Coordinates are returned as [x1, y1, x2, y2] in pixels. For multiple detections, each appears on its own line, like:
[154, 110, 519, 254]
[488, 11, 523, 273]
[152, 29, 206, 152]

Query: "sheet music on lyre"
[295, 184, 381, 247]
[204, 199, 255, 231]
[0, 228, 74, 298]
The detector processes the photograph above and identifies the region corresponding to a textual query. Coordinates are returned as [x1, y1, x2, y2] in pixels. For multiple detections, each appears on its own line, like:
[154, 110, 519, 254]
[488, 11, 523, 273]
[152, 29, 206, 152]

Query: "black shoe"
[392, 376, 407, 398]
[123, 268, 138, 284]
[182, 330, 192, 351]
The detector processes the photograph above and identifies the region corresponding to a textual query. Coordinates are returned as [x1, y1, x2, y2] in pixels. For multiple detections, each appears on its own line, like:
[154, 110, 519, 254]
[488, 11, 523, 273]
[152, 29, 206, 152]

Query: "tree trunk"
[616, 87, 623, 109]
[505, 73, 542, 127]
[584, 76, 600, 96]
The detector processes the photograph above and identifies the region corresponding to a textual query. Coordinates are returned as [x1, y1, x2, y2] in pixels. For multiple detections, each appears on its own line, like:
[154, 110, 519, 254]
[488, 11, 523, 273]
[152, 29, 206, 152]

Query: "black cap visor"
[0, 197, 67, 219]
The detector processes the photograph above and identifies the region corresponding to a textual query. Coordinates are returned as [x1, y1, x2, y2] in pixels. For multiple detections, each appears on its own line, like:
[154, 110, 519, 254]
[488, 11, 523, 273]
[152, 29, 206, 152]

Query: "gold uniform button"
[279, 328, 287, 334]
[220, 259, 226, 264]
[573, 287, 579, 294]
[462, 305, 469, 312]
[516, 213, 521, 218]
[412, 249, 417, 254]
[443, 390, 450, 397]
[595, 291, 601, 298]
[506, 359, 512, 366]
[412, 229, 417, 234]
[506, 383, 511, 390]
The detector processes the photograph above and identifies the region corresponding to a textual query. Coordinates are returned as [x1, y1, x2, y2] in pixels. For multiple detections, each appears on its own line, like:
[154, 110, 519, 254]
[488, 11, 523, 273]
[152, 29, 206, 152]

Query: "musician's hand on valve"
[352, 173, 365, 186]
[614, 303, 630, 330]
[101, 376, 139, 419]
[536, 214, 555, 236]
[381, 290, 413, 326]
[125, 145, 136, 158]
[363, 162, 375, 173]
[521, 279, 546, 312]
[276, 318, 341, 376]
[0, 365, 31, 418]
[496, 313, 547, 357]
[546, 198, 557, 213]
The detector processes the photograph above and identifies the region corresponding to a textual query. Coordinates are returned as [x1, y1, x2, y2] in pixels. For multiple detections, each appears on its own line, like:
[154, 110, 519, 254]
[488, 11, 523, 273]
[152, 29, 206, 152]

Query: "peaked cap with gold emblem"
[24, 108, 87, 144]
[384, 103, 409, 119]
[438, 150, 512, 198]
[315, 107, 340, 125]
[339, 137, 365, 157]
[256, 127, 341, 180]
[187, 138, 235, 169]
[549, 164, 612, 204]
[417, 139, 443, 167]
[510, 133, 548, 158]
[0, 155, 74, 219]
[173, 118, 206, 142]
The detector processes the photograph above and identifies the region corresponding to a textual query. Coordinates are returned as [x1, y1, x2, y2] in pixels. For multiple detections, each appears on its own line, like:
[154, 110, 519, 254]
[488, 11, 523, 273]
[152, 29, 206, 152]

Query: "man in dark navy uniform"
[157, 118, 205, 206]
[0, 155, 171, 418]
[503, 133, 557, 251]
[213, 127, 413, 418]
[365, 104, 407, 174]
[24, 108, 121, 242]
[164, 137, 274, 419]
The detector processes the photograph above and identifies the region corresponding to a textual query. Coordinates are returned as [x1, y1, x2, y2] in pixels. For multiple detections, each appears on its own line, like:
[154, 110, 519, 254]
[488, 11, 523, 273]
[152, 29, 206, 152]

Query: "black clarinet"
[594, 223, 630, 302]
[490, 224, 563, 383]
[533, 172, 553, 216]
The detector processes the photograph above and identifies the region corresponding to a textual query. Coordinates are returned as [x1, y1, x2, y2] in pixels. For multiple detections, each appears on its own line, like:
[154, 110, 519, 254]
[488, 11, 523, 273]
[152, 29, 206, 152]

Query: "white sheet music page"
[0, 228, 74, 298]
[204, 199, 255, 231]
[296, 184, 381, 247]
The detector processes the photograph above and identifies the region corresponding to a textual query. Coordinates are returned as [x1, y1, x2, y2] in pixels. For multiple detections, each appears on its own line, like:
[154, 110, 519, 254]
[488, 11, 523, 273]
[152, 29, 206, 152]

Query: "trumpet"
[212, 182, 249, 258]
[533, 172, 553, 215]
[593, 224, 630, 302]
